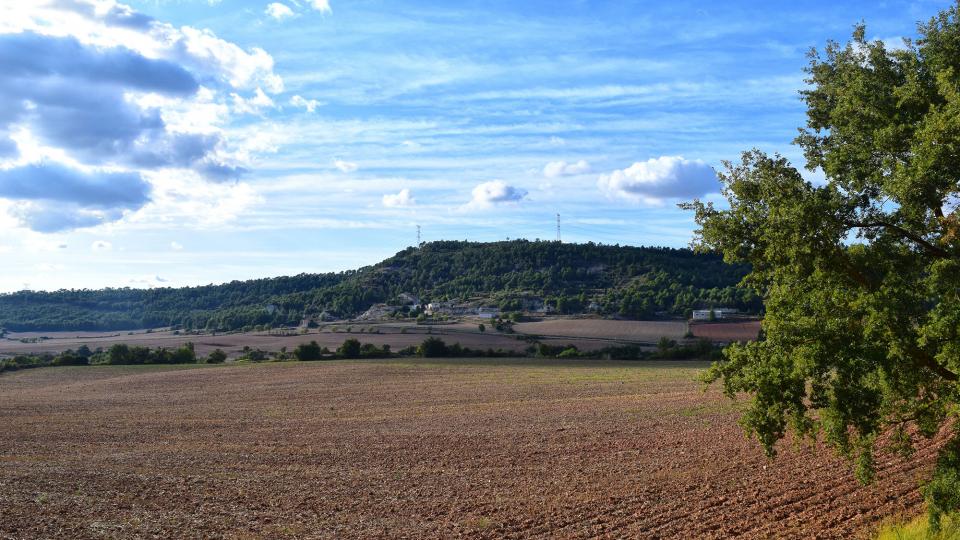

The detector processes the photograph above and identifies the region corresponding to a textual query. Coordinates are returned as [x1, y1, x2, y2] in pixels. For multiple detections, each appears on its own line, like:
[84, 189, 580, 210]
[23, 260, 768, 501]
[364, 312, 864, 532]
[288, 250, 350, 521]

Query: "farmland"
[0, 318, 761, 360]
[0, 359, 936, 538]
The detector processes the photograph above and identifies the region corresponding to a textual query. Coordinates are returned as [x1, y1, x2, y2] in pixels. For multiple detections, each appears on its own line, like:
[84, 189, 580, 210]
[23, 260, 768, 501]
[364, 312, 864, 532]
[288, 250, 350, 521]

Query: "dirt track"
[0, 360, 935, 539]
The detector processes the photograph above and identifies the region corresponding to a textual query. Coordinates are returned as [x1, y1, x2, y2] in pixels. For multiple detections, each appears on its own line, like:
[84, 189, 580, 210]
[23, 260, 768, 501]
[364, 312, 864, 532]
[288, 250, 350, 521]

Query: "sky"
[0, 0, 953, 292]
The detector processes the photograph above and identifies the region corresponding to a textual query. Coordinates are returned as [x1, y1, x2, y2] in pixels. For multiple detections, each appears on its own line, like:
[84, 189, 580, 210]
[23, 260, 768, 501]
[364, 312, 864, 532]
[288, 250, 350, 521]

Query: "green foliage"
[418, 337, 448, 357]
[686, 4, 960, 524]
[206, 349, 227, 364]
[294, 341, 324, 361]
[337, 338, 361, 359]
[0, 241, 756, 332]
[90, 342, 197, 365]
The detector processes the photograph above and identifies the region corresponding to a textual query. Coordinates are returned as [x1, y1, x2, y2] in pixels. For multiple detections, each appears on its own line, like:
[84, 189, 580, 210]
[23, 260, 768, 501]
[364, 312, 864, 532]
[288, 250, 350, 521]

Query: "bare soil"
[513, 319, 688, 342]
[0, 359, 934, 539]
[691, 321, 762, 342]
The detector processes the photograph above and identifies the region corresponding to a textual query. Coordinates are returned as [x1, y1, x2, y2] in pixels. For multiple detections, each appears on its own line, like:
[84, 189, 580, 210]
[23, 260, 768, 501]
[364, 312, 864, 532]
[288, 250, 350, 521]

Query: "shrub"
[418, 337, 448, 357]
[207, 349, 227, 364]
[338, 338, 361, 359]
[294, 340, 323, 361]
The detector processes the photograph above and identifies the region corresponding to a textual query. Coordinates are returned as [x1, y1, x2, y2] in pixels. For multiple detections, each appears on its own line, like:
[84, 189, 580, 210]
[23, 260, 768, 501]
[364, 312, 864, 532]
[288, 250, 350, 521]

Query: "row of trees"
[1, 335, 724, 374]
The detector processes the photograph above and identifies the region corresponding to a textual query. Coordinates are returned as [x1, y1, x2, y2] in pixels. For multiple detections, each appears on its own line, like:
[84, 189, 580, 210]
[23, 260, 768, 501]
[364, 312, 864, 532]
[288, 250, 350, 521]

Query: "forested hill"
[0, 240, 759, 331]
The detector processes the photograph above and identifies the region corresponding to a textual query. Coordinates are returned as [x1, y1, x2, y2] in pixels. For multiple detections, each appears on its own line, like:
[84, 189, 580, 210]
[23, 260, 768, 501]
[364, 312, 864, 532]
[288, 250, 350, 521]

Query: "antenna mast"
[416, 224, 421, 247]
[556, 213, 561, 243]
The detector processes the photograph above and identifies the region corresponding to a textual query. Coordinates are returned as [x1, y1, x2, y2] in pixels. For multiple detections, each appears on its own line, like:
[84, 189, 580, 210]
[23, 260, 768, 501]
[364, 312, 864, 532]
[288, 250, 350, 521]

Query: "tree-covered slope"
[0, 240, 759, 331]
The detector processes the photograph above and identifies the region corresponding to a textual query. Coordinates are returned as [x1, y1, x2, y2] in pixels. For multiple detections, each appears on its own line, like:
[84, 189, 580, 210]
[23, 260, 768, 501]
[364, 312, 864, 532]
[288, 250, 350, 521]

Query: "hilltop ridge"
[0, 240, 759, 332]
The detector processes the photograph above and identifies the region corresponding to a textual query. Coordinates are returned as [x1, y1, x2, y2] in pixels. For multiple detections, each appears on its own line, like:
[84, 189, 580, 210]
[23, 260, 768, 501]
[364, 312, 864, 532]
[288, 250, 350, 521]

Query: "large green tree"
[685, 4, 960, 529]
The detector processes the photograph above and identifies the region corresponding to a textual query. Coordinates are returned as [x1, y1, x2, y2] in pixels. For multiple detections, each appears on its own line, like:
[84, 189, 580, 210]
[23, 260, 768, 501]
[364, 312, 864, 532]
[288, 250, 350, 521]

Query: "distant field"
[0, 326, 528, 358]
[513, 319, 688, 342]
[690, 320, 762, 342]
[0, 319, 759, 359]
[0, 359, 934, 538]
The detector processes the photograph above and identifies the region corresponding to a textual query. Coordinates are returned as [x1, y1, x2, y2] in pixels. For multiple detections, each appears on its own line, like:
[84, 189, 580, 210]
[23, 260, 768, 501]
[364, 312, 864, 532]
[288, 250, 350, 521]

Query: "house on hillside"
[476, 307, 500, 319]
[426, 301, 453, 315]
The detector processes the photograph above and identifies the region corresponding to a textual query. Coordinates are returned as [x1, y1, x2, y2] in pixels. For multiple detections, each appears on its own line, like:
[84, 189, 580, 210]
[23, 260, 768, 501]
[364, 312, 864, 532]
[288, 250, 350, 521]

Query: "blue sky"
[0, 0, 952, 291]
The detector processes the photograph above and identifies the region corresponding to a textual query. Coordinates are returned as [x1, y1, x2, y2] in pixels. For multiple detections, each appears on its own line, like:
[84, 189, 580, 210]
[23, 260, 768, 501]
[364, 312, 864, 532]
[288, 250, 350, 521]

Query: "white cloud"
[310, 0, 332, 13]
[174, 26, 284, 93]
[171, 241, 183, 250]
[91, 240, 112, 251]
[231, 87, 276, 114]
[597, 156, 719, 205]
[466, 180, 527, 209]
[334, 159, 358, 173]
[290, 95, 321, 112]
[0, 1, 283, 232]
[382, 188, 415, 208]
[543, 159, 591, 178]
[265, 3, 295, 21]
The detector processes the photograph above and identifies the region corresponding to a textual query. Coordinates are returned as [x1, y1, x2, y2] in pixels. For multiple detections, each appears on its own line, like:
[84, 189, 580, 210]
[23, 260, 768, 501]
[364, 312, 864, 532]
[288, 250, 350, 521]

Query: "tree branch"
[848, 220, 951, 258]
[905, 344, 959, 382]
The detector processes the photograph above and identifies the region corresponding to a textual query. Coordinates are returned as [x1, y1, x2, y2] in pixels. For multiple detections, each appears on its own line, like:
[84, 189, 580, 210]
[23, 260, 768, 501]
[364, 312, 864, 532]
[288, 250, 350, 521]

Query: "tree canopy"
[685, 4, 960, 528]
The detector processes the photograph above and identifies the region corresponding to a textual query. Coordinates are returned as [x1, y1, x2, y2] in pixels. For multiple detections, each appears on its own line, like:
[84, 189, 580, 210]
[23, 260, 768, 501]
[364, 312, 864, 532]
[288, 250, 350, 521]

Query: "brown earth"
[0, 359, 935, 539]
[513, 319, 688, 342]
[691, 320, 762, 342]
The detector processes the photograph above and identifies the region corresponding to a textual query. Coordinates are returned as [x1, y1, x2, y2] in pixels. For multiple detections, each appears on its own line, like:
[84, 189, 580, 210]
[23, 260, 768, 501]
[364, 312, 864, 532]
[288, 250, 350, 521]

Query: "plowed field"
[0, 360, 934, 539]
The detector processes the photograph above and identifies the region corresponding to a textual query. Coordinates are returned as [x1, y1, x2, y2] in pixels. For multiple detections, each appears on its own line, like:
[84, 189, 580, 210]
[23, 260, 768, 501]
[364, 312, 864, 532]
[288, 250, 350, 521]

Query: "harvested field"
[691, 320, 762, 342]
[513, 319, 687, 343]
[0, 359, 935, 539]
[0, 326, 528, 358]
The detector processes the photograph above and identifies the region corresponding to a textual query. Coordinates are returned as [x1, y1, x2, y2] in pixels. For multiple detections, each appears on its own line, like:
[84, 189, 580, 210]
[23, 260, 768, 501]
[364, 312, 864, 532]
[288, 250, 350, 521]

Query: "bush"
[418, 337, 448, 357]
[338, 338, 361, 359]
[207, 349, 227, 364]
[294, 340, 323, 361]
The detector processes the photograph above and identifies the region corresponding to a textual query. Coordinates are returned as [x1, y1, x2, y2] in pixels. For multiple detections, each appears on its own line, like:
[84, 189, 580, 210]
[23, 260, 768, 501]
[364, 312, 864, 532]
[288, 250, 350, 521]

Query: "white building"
[476, 307, 500, 319]
[692, 308, 738, 321]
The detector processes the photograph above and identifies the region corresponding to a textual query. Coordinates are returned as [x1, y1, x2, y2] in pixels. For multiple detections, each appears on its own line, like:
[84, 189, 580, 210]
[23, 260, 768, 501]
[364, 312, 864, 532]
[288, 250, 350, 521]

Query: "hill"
[0, 240, 759, 332]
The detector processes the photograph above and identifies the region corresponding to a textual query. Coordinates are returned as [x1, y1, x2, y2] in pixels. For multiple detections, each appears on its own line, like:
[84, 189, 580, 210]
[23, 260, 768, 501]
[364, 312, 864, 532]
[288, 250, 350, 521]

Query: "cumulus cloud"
[290, 95, 321, 112]
[310, 0, 332, 13]
[467, 180, 527, 209]
[597, 156, 719, 205]
[170, 241, 183, 250]
[334, 159, 358, 173]
[0, 1, 284, 232]
[382, 188, 415, 208]
[543, 159, 591, 178]
[265, 3, 295, 20]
